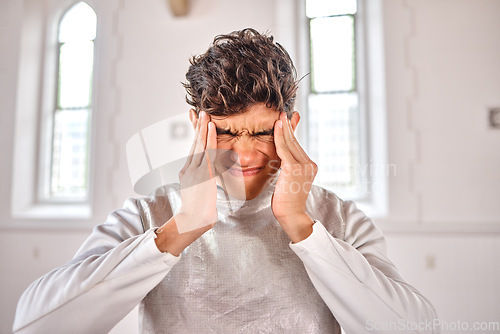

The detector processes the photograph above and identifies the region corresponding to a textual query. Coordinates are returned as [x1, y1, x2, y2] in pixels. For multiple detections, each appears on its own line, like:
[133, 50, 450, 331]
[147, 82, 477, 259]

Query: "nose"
[228, 136, 259, 167]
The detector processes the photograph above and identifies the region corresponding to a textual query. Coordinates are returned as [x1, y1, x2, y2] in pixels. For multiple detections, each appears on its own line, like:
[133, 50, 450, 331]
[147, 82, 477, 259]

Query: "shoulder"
[74, 184, 181, 256]
[95, 183, 181, 239]
[307, 185, 344, 223]
[306, 185, 345, 239]
[340, 200, 386, 253]
[309, 184, 343, 203]
[135, 183, 181, 231]
[73, 197, 145, 257]
[307, 185, 385, 247]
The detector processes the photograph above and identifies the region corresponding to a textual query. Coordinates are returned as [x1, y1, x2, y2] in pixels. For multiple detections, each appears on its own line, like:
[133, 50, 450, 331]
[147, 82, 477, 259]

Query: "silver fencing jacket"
[136, 182, 344, 333]
[14, 180, 437, 334]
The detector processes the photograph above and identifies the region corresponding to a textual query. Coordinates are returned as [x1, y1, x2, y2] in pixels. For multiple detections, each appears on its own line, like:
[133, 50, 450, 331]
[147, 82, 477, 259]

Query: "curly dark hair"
[184, 28, 298, 118]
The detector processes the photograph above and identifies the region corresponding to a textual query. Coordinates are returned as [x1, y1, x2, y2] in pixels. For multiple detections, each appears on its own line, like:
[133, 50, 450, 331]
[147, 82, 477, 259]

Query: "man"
[14, 28, 437, 333]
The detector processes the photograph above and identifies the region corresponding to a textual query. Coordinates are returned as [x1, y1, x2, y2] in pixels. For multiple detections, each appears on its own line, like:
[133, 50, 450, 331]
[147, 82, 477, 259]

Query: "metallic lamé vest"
[136, 182, 345, 333]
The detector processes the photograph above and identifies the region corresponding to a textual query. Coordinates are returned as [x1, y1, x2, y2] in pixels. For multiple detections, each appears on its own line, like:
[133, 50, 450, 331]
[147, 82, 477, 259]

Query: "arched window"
[49, 2, 96, 199]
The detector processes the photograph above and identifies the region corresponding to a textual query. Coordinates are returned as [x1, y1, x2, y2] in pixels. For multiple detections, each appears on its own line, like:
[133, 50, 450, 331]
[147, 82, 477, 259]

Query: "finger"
[273, 118, 296, 164]
[183, 111, 203, 170]
[206, 121, 217, 151]
[193, 111, 210, 166]
[282, 113, 318, 176]
[281, 112, 310, 163]
[290, 133, 316, 168]
[205, 122, 217, 177]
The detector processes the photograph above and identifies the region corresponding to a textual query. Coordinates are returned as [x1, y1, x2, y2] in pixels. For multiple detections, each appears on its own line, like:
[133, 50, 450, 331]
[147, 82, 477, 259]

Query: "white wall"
[382, 0, 500, 226]
[382, 0, 500, 331]
[1, 0, 499, 333]
[380, 0, 500, 332]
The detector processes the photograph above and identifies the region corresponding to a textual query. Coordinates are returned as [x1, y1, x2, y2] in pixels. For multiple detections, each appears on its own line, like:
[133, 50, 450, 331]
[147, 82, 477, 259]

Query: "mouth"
[226, 166, 263, 177]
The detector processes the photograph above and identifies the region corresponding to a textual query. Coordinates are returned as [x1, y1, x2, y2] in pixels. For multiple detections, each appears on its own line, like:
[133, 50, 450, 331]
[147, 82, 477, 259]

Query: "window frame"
[40, 1, 96, 202]
[294, 0, 388, 217]
[10, 0, 100, 223]
[307, 3, 365, 198]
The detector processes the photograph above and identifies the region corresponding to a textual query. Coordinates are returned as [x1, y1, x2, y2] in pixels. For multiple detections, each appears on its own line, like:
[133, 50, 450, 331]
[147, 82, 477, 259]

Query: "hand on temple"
[272, 111, 317, 243]
[155, 110, 218, 255]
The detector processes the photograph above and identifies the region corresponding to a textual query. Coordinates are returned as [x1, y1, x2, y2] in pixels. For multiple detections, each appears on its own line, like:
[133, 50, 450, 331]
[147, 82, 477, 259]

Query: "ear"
[188, 109, 198, 130]
[290, 111, 301, 132]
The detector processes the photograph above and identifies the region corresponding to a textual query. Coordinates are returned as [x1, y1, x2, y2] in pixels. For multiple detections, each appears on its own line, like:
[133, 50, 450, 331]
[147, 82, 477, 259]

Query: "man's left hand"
[272, 111, 318, 243]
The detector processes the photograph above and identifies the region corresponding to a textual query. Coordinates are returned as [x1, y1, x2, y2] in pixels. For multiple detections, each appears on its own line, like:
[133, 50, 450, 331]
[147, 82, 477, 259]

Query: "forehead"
[211, 103, 279, 129]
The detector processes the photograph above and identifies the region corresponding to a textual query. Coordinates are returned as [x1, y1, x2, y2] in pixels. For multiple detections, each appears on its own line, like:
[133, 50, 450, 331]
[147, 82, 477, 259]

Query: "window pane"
[308, 93, 360, 191]
[306, 0, 357, 18]
[310, 16, 355, 92]
[48, 1, 95, 201]
[51, 109, 90, 198]
[58, 2, 97, 42]
[58, 41, 94, 109]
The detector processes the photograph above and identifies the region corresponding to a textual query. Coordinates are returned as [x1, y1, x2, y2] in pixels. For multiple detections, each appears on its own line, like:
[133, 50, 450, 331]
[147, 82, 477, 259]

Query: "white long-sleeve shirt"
[13, 185, 438, 333]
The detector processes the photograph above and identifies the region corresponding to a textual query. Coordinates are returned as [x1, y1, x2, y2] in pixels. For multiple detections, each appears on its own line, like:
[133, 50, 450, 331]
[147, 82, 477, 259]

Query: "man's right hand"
[154, 110, 218, 256]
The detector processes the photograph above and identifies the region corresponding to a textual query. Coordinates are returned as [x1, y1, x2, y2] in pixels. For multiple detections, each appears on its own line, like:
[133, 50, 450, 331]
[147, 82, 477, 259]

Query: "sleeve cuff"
[289, 220, 334, 255]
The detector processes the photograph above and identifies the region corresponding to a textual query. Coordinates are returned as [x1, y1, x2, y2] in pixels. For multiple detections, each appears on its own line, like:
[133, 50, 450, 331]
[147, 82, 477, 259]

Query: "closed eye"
[215, 127, 275, 142]
[253, 128, 274, 136]
[252, 128, 274, 142]
[216, 128, 238, 136]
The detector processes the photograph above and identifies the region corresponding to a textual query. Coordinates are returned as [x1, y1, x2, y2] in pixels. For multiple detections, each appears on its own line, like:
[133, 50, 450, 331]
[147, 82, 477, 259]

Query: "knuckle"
[312, 165, 318, 176]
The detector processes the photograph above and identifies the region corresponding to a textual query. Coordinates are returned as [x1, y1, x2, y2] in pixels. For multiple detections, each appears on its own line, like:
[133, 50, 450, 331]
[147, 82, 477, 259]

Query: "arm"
[13, 198, 180, 334]
[289, 200, 439, 334]
[271, 111, 437, 333]
[14, 111, 218, 334]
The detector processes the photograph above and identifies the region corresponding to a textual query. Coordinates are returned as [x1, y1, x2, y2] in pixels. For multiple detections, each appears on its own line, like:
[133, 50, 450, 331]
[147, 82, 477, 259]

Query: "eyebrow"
[215, 127, 274, 136]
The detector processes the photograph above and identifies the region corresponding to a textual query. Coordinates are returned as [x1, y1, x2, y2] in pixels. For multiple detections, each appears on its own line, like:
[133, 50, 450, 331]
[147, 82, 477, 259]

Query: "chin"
[217, 173, 273, 201]
[243, 184, 266, 200]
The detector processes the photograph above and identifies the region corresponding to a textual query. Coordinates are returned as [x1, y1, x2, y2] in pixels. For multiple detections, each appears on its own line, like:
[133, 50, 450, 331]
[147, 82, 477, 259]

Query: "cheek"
[262, 143, 281, 172]
[260, 143, 279, 161]
[215, 139, 233, 149]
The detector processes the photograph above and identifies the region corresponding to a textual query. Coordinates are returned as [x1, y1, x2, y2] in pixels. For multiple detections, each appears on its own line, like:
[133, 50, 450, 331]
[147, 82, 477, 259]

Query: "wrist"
[154, 214, 214, 256]
[276, 212, 314, 243]
[154, 216, 183, 256]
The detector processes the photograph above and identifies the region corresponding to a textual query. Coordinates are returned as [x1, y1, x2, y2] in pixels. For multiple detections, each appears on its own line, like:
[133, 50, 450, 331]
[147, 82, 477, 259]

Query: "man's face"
[189, 103, 299, 200]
